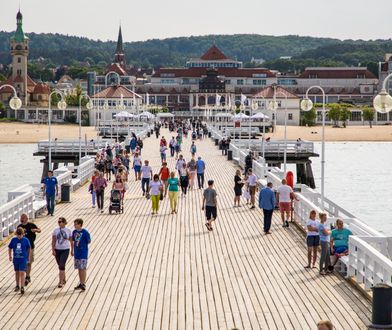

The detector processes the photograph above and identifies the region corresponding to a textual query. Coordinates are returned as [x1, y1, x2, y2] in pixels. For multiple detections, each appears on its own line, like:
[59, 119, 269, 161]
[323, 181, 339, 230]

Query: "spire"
[13, 10, 28, 43]
[116, 25, 124, 54]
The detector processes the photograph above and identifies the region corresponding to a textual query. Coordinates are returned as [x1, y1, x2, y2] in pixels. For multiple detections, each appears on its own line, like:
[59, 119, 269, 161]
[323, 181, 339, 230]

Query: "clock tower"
[10, 10, 29, 105]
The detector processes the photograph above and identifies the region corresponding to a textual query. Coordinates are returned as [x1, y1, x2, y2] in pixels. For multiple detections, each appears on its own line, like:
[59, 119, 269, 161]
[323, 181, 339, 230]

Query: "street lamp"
[271, 90, 288, 175]
[0, 84, 23, 112]
[48, 90, 67, 170]
[373, 72, 392, 113]
[300, 85, 326, 209]
[253, 96, 268, 159]
[78, 94, 93, 164]
[248, 100, 258, 149]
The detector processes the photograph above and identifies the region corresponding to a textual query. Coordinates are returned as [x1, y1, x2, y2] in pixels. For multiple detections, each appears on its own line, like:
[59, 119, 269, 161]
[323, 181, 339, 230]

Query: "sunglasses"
[58, 220, 64, 224]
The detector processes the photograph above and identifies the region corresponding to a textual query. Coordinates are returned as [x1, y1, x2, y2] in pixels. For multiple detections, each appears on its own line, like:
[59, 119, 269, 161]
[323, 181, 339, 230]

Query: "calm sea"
[0, 142, 391, 234]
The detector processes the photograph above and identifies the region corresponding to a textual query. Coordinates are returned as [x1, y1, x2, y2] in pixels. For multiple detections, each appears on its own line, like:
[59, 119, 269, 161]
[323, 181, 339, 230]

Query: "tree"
[339, 108, 350, 127]
[362, 107, 375, 128]
[300, 109, 317, 126]
[0, 101, 5, 118]
[328, 104, 341, 126]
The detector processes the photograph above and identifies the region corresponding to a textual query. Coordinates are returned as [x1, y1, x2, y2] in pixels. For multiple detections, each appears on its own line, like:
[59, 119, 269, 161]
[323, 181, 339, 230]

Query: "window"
[377, 113, 387, 121]
[288, 113, 293, 120]
[253, 79, 266, 85]
[225, 79, 231, 84]
[237, 79, 244, 85]
[350, 111, 362, 122]
[18, 57, 21, 63]
[161, 73, 175, 78]
[309, 74, 318, 79]
[252, 73, 267, 78]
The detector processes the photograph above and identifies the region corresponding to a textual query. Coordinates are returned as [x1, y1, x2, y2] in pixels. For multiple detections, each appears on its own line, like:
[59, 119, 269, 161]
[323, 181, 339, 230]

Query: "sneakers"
[25, 276, 31, 286]
[74, 283, 86, 291]
[285, 220, 289, 228]
[20, 287, 25, 295]
[14, 285, 20, 292]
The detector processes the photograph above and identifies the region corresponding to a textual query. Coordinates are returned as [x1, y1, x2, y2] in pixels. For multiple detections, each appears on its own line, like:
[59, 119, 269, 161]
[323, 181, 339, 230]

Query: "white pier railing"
[209, 126, 392, 293]
[0, 190, 34, 240]
[78, 157, 96, 186]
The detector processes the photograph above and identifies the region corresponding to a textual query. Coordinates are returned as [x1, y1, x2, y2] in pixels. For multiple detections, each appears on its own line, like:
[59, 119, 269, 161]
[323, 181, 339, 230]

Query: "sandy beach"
[0, 122, 392, 143]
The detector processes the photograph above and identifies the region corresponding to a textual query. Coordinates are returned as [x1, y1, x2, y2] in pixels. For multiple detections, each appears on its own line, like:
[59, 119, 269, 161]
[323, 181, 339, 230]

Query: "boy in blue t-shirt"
[72, 218, 91, 291]
[8, 227, 31, 294]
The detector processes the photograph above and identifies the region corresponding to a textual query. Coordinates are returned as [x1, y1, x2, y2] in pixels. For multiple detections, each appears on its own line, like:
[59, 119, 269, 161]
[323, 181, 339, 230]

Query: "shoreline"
[1, 122, 392, 143]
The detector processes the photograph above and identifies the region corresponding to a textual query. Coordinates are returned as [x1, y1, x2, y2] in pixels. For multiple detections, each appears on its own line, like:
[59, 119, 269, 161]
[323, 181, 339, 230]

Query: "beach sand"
[0, 122, 392, 143]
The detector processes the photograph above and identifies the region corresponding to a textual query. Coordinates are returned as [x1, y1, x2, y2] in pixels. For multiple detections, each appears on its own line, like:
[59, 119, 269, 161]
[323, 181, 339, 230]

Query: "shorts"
[205, 206, 217, 220]
[134, 165, 141, 173]
[334, 246, 348, 254]
[249, 186, 256, 196]
[74, 258, 88, 270]
[306, 235, 320, 247]
[234, 187, 242, 196]
[14, 262, 27, 272]
[279, 202, 291, 212]
[28, 249, 34, 264]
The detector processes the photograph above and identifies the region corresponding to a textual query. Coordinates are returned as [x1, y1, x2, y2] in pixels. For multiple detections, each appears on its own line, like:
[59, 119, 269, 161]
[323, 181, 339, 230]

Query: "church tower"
[114, 25, 126, 69]
[10, 10, 29, 105]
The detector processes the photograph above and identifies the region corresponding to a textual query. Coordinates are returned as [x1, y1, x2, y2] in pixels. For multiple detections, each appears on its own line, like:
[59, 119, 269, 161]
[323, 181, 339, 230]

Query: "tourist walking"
[133, 152, 142, 180]
[196, 156, 205, 189]
[233, 169, 244, 207]
[190, 141, 197, 157]
[246, 168, 258, 209]
[41, 170, 58, 216]
[277, 179, 294, 227]
[8, 227, 31, 294]
[168, 171, 179, 214]
[141, 160, 153, 196]
[176, 154, 186, 177]
[137, 137, 143, 154]
[179, 163, 189, 197]
[187, 157, 197, 189]
[258, 182, 276, 234]
[72, 219, 91, 291]
[160, 144, 168, 163]
[149, 174, 163, 215]
[159, 162, 170, 197]
[112, 175, 125, 197]
[89, 170, 99, 208]
[93, 171, 108, 213]
[244, 151, 253, 174]
[52, 217, 73, 288]
[17, 213, 41, 286]
[305, 210, 320, 269]
[202, 180, 217, 231]
[318, 212, 331, 275]
[129, 135, 137, 154]
[169, 137, 176, 157]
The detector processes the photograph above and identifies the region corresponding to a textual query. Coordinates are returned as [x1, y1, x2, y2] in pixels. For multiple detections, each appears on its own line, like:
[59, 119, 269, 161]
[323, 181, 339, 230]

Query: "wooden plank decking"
[0, 130, 371, 329]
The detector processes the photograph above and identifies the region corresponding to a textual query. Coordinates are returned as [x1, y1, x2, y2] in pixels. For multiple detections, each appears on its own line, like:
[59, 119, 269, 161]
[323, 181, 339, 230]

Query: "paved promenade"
[0, 130, 371, 329]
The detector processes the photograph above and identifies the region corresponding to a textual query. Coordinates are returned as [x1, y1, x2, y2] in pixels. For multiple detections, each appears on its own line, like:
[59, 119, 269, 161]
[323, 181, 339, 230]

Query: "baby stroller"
[109, 189, 124, 214]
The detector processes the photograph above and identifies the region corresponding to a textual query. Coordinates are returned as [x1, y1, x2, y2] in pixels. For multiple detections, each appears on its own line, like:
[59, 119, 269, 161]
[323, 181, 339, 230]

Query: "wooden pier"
[0, 130, 371, 329]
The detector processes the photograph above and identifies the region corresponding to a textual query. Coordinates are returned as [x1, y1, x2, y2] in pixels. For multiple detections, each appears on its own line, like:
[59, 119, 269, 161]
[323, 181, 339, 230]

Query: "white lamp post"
[300, 85, 326, 209]
[373, 72, 392, 114]
[0, 84, 23, 111]
[48, 90, 67, 170]
[78, 94, 93, 164]
[252, 96, 267, 159]
[271, 90, 288, 175]
[249, 100, 258, 149]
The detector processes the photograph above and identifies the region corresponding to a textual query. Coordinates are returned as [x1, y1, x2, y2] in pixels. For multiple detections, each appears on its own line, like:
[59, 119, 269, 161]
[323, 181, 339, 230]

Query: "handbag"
[159, 193, 163, 201]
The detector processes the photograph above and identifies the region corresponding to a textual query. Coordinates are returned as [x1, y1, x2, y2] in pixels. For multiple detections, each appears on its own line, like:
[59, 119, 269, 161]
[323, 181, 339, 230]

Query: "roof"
[116, 25, 124, 54]
[58, 75, 73, 84]
[200, 45, 230, 61]
[299, 67, 377, 79]
[0, 74, 37, 93]
[106, 63, 127, 76]
[12, 10, 29, 43]
[253, 85, 299, 99]
[153, 67, 275, 78]
[92, 85, 142, 99]
[33, 83, 50, 94]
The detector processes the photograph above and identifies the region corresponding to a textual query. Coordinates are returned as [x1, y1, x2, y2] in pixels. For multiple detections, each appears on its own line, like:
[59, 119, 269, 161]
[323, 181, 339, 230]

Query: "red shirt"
[160, 167, 170, 180]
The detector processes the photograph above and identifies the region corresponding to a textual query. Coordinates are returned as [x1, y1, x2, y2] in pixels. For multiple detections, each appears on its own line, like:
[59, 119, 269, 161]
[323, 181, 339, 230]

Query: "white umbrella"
[114, 111, 134, 119]
[156, 112, 174, 118]
[232, 113, 249, 119]
[137, 111, 155, 119]
[251, 112, 269, 119]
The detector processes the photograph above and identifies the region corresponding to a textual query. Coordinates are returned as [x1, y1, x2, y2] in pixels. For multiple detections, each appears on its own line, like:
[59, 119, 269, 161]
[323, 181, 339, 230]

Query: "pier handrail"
[0, 191, 34, 240]
[348, 235, 392, 290]
[77, 157, 96, 186]
[53, 167, 72, 200]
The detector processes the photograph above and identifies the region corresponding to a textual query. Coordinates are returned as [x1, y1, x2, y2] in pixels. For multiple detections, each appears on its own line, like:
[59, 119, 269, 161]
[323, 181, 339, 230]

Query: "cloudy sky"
[2, 0, 391, 42]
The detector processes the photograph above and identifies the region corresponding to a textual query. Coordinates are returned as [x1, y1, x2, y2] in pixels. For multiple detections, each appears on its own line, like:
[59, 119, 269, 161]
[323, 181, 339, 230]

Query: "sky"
[1, 0, 391, 42]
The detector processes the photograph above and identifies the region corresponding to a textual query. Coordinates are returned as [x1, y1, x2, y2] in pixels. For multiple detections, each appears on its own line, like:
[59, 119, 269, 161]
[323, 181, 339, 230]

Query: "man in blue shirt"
[41, 170, 58, 216]
[259, 182, 276, 234]
[72, 218, 91, 291]
[8, 227, 31, 294]
[196, 156, 206, 189]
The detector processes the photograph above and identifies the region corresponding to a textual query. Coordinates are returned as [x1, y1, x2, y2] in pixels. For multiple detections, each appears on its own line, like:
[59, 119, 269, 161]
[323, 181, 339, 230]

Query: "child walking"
[72, 219, 91, 291]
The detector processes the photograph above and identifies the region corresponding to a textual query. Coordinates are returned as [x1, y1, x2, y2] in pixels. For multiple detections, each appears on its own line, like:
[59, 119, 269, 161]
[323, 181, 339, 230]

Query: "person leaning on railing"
[329, 219, 353, 269]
